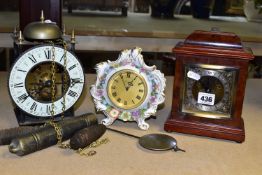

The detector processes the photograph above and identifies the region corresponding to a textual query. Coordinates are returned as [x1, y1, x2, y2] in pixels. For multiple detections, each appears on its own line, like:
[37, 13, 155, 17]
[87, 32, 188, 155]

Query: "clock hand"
[127, 81, 133, 87]
[126, 76, 137, 91]
[70, 80, 84, 87]
[200, 78, 210, 93]
[120, 74, 128, 91]
[29, 82, 65, 86]
[207, 77, 211, 93]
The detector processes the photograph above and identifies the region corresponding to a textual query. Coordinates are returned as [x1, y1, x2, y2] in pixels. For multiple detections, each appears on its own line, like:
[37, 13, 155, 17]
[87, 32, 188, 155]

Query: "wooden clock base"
[164, 112, 245, 143]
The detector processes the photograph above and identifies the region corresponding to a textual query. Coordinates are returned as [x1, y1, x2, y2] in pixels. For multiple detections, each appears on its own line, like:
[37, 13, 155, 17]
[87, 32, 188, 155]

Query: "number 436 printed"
[197, 92, 215, 106]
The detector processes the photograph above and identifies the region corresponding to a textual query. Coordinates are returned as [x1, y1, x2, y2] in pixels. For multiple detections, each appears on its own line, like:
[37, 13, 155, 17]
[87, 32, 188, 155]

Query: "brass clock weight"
[9, 11, 84, 125]
[164, 30, 254, 142]
[8, 113, 100, 156]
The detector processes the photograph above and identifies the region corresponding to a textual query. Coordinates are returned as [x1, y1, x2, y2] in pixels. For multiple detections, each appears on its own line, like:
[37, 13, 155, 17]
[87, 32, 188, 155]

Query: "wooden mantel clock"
[164, 30, 254, 142]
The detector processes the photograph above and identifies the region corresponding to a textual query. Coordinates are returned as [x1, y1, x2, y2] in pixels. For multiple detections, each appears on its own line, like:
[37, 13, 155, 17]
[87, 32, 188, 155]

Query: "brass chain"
[76, 138, 110, 157]
[59, 138, 110, 157]
[47, 40, 108, 156]
[48, 40, 67, 146]
[50, 42, 56, 117]
[49, 121, 63, 144]
[61, 41, 68, 119]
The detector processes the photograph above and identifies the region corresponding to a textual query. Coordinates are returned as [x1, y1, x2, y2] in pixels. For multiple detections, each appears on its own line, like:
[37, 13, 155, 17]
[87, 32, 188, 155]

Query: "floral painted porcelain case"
[91, 48, 166, 130]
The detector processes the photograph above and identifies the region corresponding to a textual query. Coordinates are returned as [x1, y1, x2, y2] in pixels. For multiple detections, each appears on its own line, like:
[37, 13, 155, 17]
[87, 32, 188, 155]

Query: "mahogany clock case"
[164, 30, 254, 143]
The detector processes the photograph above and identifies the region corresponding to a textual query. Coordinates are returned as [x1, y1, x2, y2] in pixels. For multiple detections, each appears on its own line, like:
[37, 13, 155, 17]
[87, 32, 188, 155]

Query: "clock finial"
[13, 26, 18, 38]
[71, 29, 75, 44]
[18, 30, 23, 44]
[62, 24, 66, 36]
[40, 10, 45, 22]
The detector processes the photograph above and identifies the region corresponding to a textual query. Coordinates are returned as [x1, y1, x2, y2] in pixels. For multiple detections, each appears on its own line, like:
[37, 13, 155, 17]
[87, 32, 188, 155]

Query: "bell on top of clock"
[23, 10, 62, 41]
[9, 10, 84, 125]
[12, 10, 76, 59]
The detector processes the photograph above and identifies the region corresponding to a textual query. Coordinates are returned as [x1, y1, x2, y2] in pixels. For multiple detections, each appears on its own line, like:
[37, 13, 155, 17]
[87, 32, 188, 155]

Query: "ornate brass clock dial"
[8, 45, 84, 118]
[91, 48, 166, 130]
[182, 65, 237, 119]
[25, 63, 70, 102]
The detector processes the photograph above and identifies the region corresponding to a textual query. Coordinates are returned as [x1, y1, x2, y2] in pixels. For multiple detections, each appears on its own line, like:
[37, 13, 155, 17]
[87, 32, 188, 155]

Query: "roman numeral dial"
[107, 70, 148, 110]
[8, 45, 85, 117]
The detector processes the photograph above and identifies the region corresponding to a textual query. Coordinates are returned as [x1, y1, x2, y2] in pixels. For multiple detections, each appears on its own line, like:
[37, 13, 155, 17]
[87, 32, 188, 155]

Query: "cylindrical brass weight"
[0, 126, 42, 145]
[9, 113, 97, 156]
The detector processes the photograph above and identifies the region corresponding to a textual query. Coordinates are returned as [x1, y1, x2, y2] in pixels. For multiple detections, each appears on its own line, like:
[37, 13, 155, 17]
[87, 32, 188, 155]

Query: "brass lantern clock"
[9, 11, 84, 125]
[164, 30, 254, 142]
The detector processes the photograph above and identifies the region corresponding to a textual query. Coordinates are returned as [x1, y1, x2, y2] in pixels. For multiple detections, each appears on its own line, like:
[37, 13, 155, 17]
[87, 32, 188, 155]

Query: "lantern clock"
[9, 11, 84, 125]
[164, 30, 254, 142]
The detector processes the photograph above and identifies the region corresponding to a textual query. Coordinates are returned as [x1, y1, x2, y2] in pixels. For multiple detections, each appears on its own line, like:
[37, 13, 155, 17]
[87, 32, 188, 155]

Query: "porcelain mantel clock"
[91, 48, 166, 130]
[164, 30, 254, 142]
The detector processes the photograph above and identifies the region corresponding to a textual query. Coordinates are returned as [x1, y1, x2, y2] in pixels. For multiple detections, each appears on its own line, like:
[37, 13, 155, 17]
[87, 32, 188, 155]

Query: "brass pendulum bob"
[107, 128, 185, 152]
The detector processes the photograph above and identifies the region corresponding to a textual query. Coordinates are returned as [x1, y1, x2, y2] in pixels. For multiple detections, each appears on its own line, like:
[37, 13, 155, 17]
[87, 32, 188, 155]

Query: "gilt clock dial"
[182, 64, 237, 119]
[8, 45, 84, 118]
[90, 48, 166, 130]
[107, 69, 148, 110]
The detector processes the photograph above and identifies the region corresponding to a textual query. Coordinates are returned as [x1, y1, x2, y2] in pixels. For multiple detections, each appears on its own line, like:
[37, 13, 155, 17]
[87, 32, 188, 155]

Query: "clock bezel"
[181, 64, 238, 119]
[106, 68, 149, 110]
[8, 44, 85, 118]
